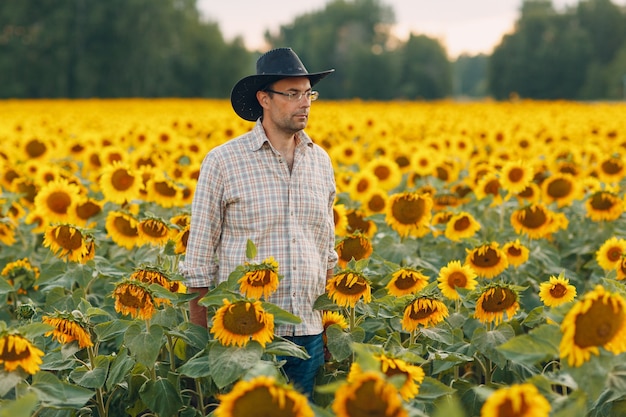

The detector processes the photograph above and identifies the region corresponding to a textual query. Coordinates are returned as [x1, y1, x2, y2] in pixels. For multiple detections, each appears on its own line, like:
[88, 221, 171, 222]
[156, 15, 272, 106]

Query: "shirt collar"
[249, 119, 313, 151]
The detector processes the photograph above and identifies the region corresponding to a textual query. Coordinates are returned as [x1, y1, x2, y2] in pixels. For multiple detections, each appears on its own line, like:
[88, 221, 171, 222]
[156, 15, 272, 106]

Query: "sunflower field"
[2, 98, 626, 417]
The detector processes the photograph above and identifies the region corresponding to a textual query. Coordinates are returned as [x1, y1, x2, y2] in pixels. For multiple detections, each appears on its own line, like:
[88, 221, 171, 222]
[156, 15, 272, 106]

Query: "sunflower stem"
[194, 377, 206, 415]
[166, 334, 176, 372]
[87, 345, 107, 417]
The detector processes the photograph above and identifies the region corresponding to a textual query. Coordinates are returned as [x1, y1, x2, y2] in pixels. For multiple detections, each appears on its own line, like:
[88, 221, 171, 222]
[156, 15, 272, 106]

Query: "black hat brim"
[230, 70, 334, 122]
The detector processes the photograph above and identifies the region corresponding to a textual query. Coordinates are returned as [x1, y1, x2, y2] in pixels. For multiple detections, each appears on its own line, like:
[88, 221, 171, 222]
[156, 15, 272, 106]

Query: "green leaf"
[178, 350, 211, 378]
[246, 239, 257, 259]
[94, 319, 133, 342]
[124, 324, 165, 367]
[29, 371, 95, 408]
[551, 389, 588, 417]
[0, 278, 14, 295]
[326, 324, 365, 362]
[261, 302, 302, 325]
[208, 342, 264, 388]
[0, 369, 24, 396]
[0, 393, 39, 417]
[471, 324, 515, 369]
[264, 336, 309, 359]
[41, 350, 78, 371]
[420, 323, 455, 345]
[106, 347, 136, 390]
[497, 323, 560, 364]
[416, 376, 456, 400]
[431, 394, 468, 417]
[139, 377, 183, 417]
[69, 355, 110, 388]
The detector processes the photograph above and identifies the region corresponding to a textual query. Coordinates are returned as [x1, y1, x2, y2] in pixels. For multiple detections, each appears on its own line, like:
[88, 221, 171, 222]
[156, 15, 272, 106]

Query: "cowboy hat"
[230, 47, 334, 121]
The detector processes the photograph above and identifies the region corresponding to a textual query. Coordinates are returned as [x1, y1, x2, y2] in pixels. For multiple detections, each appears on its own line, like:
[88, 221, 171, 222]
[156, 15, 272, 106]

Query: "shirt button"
[292, 238, 296, 243]
[293, 266, 296, 270]
[292, 292, 296, 297]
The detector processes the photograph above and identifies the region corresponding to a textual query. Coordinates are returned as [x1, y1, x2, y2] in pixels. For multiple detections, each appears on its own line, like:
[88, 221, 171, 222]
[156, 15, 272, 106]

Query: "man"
[179, 48, 338, 398]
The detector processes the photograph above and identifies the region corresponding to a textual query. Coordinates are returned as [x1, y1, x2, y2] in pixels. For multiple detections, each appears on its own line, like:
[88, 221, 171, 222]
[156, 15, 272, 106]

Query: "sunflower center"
[447, 271, 467, 288]
[519, 206, 548, 229]
[374, 166, 391, 181]
[340, 237, 371, 263]
[508, 167, 525, 183]
[76, 201, 102, 220]
[454, 216, 470, 231]
[507, 246, 522, 257]
[345, 379, 397, 417]
[394, 273, 419, 290]
[368, 194, 386, 212]
[408, 302, 436, 320]
[336, 275, 367, 296]
[549, 283, 567, 298]
[496, 395, 530, 416]
[113, 216, 139, 237]
[601, 159, 622, 175]
[249, 270, 273, 287]
[26, 139, 47, 158]
[154, 181, 177, 197]
[546, 178, 572, 199]
[517, 185, 535, 199]
[481, 288, 517, 313]
[391, 196, 426, 225]
[590, 193, 616, 211]
[573, 299, 624, 348]
[0, 337, 31, 361]
[54, 226, 84, 250]
[231, 385, 298, 417]
[607, 247, 623, 262]
[484, 179, 500, 196]
[471, 247, 501, 267]
[141, 221, 168, 238]
[47, 191, 72, 214]
[119, 286, 150, 308]
[111, 169, 135, 191]
[223, 303, 266, 335]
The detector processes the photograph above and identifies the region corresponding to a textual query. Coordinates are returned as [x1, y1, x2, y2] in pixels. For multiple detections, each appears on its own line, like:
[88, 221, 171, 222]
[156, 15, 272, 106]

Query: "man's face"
[261, 76, 313, 134]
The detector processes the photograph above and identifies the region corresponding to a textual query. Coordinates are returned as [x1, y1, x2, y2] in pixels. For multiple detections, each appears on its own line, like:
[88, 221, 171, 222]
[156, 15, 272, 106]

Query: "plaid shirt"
[180, 120, 338, 336]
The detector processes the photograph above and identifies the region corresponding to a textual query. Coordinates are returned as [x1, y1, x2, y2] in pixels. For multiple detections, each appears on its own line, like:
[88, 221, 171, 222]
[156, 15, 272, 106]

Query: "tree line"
[1, 0, 625, 100]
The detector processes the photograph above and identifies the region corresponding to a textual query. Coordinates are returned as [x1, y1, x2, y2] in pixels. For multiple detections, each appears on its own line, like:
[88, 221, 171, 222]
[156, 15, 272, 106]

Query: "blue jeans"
[279, 333, 324, 398]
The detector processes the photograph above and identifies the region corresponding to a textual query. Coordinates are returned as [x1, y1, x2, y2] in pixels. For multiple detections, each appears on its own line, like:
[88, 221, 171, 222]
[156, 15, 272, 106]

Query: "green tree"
[454, 54, 488, 98]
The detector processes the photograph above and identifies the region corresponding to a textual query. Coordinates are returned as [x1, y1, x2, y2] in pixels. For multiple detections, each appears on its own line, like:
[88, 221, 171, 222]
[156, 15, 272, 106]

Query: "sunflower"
[173, 224, 189, 255]
[336, 233, 374, 268]
[480, 383, 551, 417]
[1, 258, 40, 294]
[42, 312, 93, 348]
[215, 376, 313, 417]
[347, 170, 380, 203]
[0, 333, 44, 375]
[24, 211, 47, 234]
[130, 266, 181, 294]
[332, 371, 408, 417]
[502, 239, 530, 268]
[238, 257, 280, 300]
[541, 173, 581, 208]
[349, 354, 425, 401]
[595, 236, 626, 271]
[513, 182, 542, 204]
[210, 299, 274, 347]
[474, 283, 520, 325]
[144, 175, 183, 208]
[385, 192, 433, 238]
[444, 211, 481, 242]
[43, 224, 94, 264]
[98, 161, 142, 205]
[323, 311, 349, 332]
[137, 217, 171, 246]
[170, 213, 190, 229]
[74, 197, 103, 226]
[386, 267, 430, 297]
[333, 203, 349, 236]
[363, 189, 388, 216]
[112, 281, 156, 320]
[560, 285, 626, 367]
[437, 260, 478, 300]
[597, 156, 626, 184]
[431, 211, 453, 237]
[105, 210, 140, 250]
[33, 177, 82, 224]
[473, 172, 504, 206]
[465, 242, 508, 279]
[401, 297, 449, 331]
[538, 274, 577, 307]
[364, 156, 403, 190]
[0, 221, 16, 246]
[510, 203, 556, 240]
[499, 159, 534, 194]
[585, 191, 624, 222]
[327, 271, 372, 308]
[345, 208, 377, 238]
[410, 147, 439, 177]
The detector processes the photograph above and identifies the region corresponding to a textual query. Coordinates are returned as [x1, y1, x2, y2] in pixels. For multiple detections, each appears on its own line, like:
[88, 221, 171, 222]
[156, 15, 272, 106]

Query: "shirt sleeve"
[326, 157, 339, 271]
[179, 150, 224, 288]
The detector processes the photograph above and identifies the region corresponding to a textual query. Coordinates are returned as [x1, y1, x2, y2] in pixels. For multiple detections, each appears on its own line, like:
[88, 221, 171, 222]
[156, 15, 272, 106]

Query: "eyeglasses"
[264, 89, 319, 102]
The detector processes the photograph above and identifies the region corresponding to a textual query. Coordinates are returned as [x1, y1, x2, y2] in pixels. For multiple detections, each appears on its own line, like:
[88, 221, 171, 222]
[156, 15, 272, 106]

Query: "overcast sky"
[197, 0, 626, 58]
